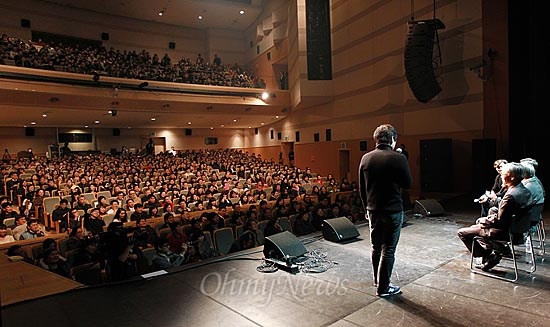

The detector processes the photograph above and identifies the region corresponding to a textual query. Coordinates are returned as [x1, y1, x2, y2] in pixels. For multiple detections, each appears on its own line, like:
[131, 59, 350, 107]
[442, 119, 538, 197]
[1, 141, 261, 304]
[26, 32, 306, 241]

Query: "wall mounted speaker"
[254, 128, 259, 135]
[112, 128, 120, 136]
[263, 231, 308, 261]
[359, 140, 368, 151]
[168, 42, 176, 49]
[101, 32, 110, 41]
[185, 128, 192, 136]
[25, 127, 35, 137]
[322, 217, 360, 242]
[21, 19, 31, 28]
[414, 199, 445, 217]
[404, 19, 445, 103]
[420, 138, 452, 192]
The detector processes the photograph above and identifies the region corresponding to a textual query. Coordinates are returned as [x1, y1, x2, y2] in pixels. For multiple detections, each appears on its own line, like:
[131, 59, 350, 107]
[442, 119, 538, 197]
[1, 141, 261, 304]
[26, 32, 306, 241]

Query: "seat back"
[510, 206, 537, 234]
[102, 214, 115, 226]
[158, 227, 171, 239]
[279, 217, 292, 232]
[71, 263, 103, 285]
[43, 197, 59, 214]
[3, 217, 16, 228]
[235, 224, 244, 239]
[97, 190, 112, 199]
[213, 227, 235, 255]
[82, 193, 97, 204]
[528, 203, 544, 224]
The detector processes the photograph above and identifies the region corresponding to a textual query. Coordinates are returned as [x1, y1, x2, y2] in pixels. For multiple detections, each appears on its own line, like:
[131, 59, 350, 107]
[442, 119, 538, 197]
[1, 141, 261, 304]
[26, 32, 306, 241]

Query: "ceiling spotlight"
[151, 117, 156, 121]
[261, 92, 269, 100]
[109, 110, 117, 117]
[95, 120, 100, 124]
[31, 122, 36, 125]
[210, 127, 214, 130]
[198, 15, 203, 20]
[42, 113, 47, 118]
[187, 122, 192, 125]
[158, 10, 165, 16]
[239, 10, 245, 15]
[84, 125, 89, 128]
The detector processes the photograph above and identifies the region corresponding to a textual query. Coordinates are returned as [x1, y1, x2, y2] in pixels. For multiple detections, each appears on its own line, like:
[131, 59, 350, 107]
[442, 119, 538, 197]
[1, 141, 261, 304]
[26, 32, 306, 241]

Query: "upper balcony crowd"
[0, 33, 265, 88]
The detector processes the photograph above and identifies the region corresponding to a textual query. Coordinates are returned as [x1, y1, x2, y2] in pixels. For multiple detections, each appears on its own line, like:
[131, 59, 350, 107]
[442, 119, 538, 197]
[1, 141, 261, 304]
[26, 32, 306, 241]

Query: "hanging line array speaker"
[404, 19, 445, 103]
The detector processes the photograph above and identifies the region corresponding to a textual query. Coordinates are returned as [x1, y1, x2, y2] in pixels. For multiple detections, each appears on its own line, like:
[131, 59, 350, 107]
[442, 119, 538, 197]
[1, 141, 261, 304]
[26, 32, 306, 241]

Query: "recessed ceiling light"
[210, 127, 214, 130]
[42, 114, 47, 118]
[248, 126, 251, 128]
[239, 10, 245, 15]
[261, 122, 265, 125]
[95, 120, 100, 124]
[187, 121, 191, 125]
[275, 115, 279, 118]
[151, 117, 156, 121]
[198, 15, 203, 20]
[159, 10, 164, 16]
[31, 122, 36, 125]
[221, 124, 225, 127]
[84, 125, 89, 128]
[233, 119, 237, 122]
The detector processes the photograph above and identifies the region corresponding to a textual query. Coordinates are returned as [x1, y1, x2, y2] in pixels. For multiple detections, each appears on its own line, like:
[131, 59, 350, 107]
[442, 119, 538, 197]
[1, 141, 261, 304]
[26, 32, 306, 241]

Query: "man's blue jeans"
[368, 210, 403, 293]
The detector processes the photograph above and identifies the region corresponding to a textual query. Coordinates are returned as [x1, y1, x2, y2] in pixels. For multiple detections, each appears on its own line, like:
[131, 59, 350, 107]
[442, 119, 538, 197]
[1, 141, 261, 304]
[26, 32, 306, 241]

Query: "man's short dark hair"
[60, 199, 69, 205]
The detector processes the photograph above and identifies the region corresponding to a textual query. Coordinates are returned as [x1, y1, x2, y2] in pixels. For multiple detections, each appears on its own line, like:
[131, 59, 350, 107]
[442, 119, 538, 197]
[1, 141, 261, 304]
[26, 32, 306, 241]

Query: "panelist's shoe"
[481, 252, 502, 272]
[376, 284, 402, 297]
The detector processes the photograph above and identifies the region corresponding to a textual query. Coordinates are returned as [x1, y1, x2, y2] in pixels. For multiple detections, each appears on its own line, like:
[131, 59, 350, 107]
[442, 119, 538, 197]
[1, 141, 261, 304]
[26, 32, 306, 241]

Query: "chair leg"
[532, 221, 545, 256]
[526, 233, 537, 274]
[470, 235, 518, 283]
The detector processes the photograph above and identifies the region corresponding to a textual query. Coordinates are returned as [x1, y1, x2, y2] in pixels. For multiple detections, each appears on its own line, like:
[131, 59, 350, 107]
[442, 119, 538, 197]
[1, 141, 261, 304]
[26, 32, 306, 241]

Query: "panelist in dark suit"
[458, 162, 532, 271]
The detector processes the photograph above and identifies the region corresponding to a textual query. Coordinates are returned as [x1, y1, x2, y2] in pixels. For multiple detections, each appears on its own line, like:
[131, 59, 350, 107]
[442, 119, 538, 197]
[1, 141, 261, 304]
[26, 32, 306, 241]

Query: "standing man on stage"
[358, 124, 412, 297]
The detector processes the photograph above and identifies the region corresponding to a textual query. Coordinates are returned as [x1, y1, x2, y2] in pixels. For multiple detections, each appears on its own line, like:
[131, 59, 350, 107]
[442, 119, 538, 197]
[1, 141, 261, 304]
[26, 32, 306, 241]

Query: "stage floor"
[2, 211, 550, 327]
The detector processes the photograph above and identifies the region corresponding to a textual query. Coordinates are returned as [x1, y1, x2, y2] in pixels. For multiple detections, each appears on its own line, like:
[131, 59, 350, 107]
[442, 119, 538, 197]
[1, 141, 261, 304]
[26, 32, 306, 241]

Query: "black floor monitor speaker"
[263, 231, 308, 260]
[322, 217, 360, 242]
[414, 199, 445, 217]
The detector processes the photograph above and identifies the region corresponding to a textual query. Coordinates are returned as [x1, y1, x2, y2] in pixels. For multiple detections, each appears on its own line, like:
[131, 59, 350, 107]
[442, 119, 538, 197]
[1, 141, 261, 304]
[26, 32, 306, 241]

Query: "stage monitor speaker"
[112, 128, 120, 136]
[25, 127, 35, 136]
[404, 19, 445, 103]
[263, 231, 308, 261]
[414, 199, 445, 217]
[322, 217, 360, 242]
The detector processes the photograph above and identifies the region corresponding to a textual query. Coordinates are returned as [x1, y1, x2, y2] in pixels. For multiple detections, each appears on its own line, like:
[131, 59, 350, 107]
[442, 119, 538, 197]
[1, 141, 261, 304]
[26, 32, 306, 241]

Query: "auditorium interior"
[1, 0, 549, 326]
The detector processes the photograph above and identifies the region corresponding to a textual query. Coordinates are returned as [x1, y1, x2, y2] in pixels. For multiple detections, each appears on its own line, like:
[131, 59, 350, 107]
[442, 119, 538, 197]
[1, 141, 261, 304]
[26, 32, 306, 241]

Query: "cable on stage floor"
[256, 259, 279, 273]
[295, 248, 338, 273]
